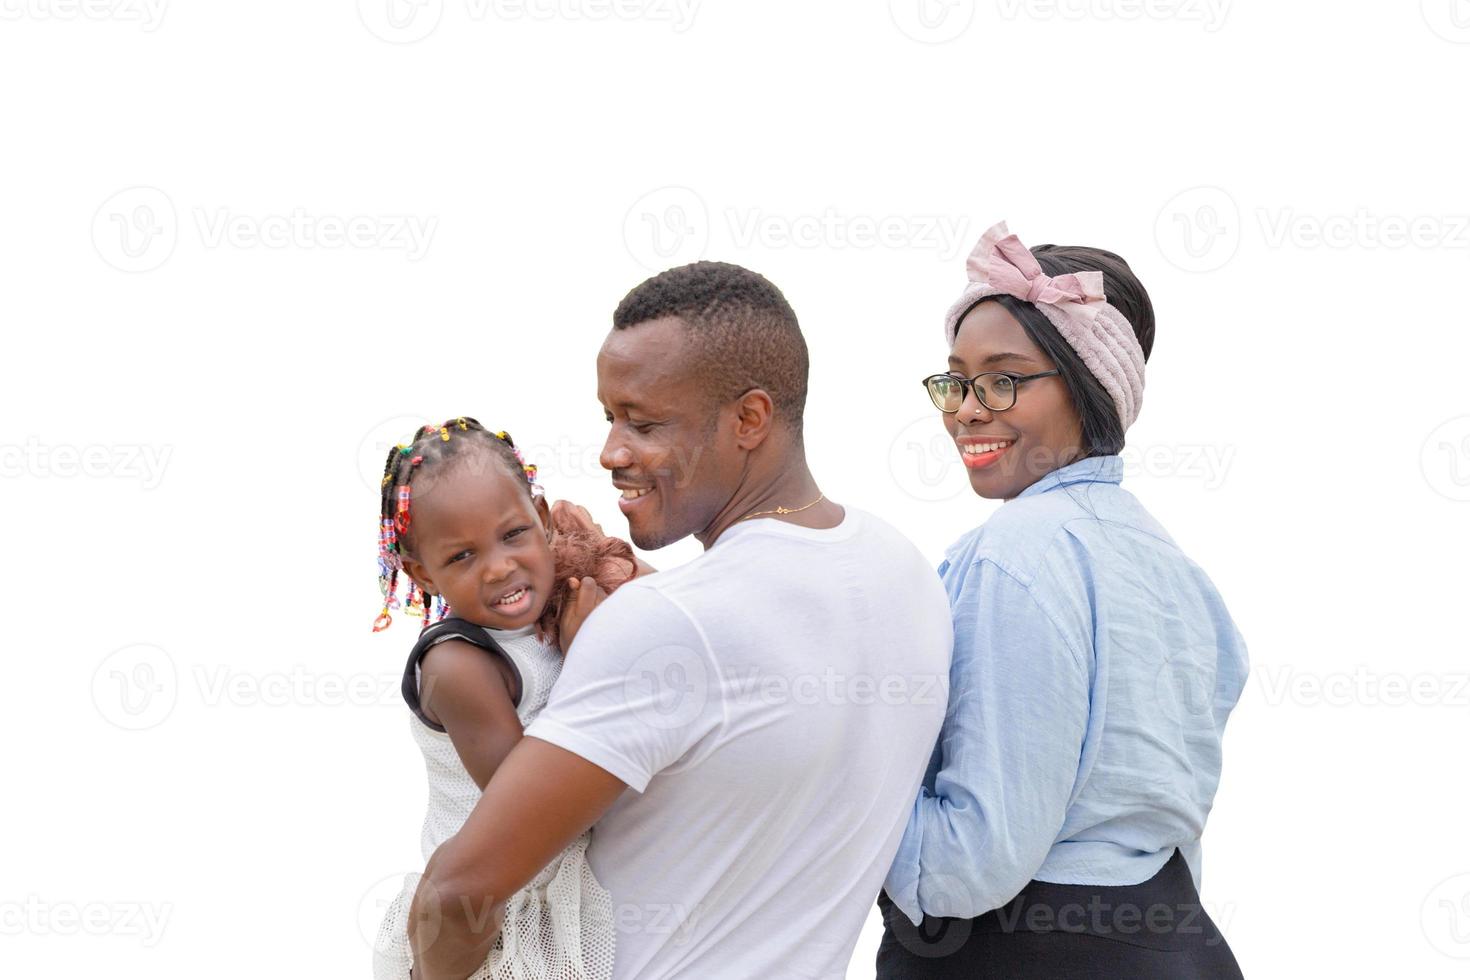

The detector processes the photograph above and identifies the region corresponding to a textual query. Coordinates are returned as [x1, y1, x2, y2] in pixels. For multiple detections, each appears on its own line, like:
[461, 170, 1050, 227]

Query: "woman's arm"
[884, 558, 1091, 924]
[418, 639, 523, 790]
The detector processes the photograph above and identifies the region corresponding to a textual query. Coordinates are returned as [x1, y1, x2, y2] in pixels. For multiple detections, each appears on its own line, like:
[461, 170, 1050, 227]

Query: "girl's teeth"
[963, 441, 1013, 455]
[497, 589, 526, 606]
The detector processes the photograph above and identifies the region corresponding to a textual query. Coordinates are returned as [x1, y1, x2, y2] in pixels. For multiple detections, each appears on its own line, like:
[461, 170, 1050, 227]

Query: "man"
[410, 261, 952, 979]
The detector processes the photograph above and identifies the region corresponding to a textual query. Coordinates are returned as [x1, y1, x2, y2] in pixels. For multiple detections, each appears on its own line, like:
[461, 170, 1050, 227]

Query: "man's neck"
[696, 459, 844, 549]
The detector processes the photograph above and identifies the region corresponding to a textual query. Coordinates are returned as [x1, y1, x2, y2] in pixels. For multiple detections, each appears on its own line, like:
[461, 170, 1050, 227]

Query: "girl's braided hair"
[373, 417, 636, 646]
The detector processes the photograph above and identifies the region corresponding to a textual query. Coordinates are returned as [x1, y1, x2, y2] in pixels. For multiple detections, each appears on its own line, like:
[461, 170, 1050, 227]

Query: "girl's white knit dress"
[372, 622, 615, 980]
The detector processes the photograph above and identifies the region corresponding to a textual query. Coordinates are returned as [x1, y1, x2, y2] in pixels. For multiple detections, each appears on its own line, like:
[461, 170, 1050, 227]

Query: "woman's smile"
[956, 436, 1016, 470]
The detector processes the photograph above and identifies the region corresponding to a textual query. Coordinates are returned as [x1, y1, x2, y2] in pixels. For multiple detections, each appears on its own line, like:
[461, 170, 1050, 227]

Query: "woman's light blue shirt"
[884, 455, 1249, 926]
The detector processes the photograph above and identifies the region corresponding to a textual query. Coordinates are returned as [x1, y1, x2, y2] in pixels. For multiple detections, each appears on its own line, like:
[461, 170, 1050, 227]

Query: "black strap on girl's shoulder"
[400, 617, 522, 732]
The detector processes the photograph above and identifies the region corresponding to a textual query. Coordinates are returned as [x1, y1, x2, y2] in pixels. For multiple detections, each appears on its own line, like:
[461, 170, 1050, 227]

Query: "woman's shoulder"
[947, 478, 1170, 589]
[945, 489, 1084, 575]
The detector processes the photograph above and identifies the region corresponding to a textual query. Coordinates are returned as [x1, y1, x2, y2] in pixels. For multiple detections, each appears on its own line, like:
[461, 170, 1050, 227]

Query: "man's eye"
[630, 421, 656, 434]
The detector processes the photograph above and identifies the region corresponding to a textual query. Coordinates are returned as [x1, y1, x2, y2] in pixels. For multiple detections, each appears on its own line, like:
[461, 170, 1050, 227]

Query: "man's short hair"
[612, 261, 809, 434]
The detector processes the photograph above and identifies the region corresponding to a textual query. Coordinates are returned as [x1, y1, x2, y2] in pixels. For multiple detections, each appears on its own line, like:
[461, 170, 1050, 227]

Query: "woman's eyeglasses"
[921, 370, 1060, 414]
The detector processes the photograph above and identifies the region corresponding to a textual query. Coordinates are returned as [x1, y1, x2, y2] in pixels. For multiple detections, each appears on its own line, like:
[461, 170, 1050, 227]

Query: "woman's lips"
[959, 439, 1014, 470]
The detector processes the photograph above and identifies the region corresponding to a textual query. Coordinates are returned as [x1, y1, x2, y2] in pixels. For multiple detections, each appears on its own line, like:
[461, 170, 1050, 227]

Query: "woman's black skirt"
[876, 849, 1243, 979]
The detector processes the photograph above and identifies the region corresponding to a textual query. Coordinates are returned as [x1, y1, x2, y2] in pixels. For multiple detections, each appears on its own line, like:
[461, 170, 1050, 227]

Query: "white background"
[4, 1, 1469, 976]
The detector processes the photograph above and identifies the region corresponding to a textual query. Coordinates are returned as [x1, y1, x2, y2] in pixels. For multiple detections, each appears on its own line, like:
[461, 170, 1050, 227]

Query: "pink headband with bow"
[944, 221, 1146, 430]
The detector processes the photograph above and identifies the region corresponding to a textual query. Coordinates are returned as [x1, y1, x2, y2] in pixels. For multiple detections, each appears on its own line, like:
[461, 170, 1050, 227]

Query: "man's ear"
[399, 552, 437, 597]
[733, 387, 775, 451]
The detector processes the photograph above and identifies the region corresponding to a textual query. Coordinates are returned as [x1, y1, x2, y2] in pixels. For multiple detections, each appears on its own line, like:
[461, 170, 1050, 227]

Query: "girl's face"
[944, 301, 1085, 500]
[400, 454, 557, 631]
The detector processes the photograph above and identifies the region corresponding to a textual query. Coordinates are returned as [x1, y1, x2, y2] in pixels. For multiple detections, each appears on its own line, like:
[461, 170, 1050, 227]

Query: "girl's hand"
[559, 575, 608, 653]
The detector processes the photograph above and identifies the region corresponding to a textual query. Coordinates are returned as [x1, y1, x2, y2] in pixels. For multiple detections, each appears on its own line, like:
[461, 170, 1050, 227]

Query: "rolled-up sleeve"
[883, 558, 1091, 925]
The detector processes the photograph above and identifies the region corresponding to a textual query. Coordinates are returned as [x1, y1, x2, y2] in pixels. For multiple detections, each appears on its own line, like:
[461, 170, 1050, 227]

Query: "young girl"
[369, 417, 637, 980]
[879, 222, 1248, 977]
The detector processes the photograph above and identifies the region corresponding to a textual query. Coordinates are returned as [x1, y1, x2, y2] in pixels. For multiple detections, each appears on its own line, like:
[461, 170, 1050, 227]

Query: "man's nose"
[600, 432, 633, 472]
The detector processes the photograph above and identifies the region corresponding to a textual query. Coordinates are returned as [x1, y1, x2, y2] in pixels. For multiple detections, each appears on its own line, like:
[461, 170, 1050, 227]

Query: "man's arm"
[409, 737, 627, 980]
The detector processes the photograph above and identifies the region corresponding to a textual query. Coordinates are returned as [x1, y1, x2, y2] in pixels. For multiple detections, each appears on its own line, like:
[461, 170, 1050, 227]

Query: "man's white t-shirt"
[524, 507, 952, 980]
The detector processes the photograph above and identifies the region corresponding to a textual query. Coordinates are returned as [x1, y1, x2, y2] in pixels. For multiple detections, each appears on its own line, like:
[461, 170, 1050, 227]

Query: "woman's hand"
[558, 575, 608, 653]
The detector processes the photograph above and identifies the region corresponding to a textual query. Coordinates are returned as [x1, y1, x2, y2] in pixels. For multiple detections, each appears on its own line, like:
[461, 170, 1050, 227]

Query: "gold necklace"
[737, 492, 826, 523]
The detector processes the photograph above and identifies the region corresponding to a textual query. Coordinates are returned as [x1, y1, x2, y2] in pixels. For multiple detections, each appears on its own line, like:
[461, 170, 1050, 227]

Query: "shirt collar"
[943, 455, 1125, 564]
[1016, 454, 1124, 499]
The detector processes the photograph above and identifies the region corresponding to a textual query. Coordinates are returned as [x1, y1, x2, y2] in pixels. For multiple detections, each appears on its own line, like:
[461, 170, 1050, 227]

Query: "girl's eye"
[505, 526, 530, 541]
[448, 550, 472, 564]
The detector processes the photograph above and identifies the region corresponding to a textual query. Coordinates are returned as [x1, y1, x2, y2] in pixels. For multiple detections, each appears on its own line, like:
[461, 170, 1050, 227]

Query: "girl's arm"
[418, 639, 523, 790]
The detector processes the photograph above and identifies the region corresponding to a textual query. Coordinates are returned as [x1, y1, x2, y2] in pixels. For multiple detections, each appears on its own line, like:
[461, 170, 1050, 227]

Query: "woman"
[878, 222, 1247, 977]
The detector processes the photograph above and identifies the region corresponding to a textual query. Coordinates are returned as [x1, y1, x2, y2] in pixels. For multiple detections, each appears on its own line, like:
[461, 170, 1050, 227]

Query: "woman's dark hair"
[959, 244, 1155, 458]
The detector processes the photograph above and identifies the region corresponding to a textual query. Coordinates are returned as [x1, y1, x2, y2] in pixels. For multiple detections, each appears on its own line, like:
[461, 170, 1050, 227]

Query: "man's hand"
[409, 738, 627, 980]
[558, 576, 608, 654]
